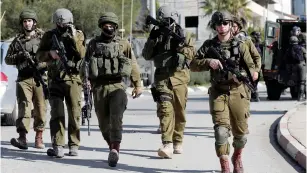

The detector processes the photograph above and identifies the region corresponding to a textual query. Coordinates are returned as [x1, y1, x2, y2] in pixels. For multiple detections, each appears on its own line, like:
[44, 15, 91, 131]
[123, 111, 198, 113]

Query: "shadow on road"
[1, 142, 218, 173]
[269, 117, 305, 173]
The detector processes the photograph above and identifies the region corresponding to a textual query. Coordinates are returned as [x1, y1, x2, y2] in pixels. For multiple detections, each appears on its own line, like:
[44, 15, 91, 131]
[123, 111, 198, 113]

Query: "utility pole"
[149, 0, 156, 85]
[120, 0, 125, 39]
[130, 0, 133, 44]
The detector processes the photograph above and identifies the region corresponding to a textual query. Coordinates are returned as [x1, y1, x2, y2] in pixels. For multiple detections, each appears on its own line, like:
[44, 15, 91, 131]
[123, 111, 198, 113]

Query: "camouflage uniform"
[142, 5, 195, 159]
[233, 17, 262, 102]
[5, 9, 47, 150]
[285, 36, 306, 101]
[190, 11, 260, 173]
[80, 12, 141, 167]
[36, 8, 86, 158]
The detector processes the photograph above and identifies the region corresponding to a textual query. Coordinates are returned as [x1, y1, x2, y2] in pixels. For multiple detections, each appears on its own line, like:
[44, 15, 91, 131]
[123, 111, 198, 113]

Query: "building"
[142, 0, 301, 40]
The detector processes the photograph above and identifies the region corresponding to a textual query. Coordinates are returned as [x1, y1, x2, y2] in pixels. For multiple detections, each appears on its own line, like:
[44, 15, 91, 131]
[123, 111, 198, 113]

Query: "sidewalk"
[277, 101, 307, 170]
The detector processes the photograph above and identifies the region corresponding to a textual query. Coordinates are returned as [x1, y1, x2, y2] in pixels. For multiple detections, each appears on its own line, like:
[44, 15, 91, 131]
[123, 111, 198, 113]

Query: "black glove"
[149, 28, 161, 40]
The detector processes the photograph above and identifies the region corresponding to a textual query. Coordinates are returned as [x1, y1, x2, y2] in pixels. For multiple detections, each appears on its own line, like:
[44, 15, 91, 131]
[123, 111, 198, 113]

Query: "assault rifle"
[16, 39, 50, 99]
[81, 59, 92, 136]
[145, 15, 185, 44]
[208, 46, 256, 93]
[51, 34, 72, 79]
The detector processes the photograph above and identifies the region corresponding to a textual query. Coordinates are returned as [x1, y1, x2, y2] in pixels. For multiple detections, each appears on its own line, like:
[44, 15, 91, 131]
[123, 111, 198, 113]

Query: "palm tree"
[201, 0, 231, 16]
[201, 0, 252, 20]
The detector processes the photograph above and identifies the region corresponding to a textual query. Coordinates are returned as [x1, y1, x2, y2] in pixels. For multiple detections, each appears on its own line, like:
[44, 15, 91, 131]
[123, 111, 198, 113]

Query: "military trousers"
[297, 62, 306, 92]
[209, 84, 250, 157]
[93, 83, 128, 143]
[49, 80, 82, 148]
[16, 77, 46, 133]
[156, 79, 188, 144]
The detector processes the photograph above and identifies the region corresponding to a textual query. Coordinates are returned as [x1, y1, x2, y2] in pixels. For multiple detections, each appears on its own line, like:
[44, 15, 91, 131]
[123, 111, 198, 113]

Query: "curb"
[277, 102, 307, 169]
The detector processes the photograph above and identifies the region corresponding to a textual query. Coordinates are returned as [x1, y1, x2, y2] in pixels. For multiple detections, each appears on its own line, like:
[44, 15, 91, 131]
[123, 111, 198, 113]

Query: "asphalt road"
[1, 87, 305, 173]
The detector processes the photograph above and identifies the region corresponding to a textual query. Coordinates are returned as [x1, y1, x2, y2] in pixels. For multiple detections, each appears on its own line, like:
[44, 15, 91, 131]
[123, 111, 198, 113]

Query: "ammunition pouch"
[150, 87, 173, 102]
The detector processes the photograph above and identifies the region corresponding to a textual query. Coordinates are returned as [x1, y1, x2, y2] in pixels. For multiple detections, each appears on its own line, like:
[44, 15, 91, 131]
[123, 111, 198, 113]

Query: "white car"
[0, 41, 18, 126]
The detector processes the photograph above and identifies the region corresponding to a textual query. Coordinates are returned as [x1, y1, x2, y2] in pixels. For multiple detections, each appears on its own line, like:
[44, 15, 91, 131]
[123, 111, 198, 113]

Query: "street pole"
[149, 0, 156, 86]
[122, 0, 125, 39]
[130, 0, 134, 45]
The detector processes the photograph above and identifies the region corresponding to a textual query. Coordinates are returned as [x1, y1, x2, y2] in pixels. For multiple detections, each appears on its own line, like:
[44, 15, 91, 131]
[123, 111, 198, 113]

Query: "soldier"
[142, 5, 195, 159]
[36, 8, 85, 158]
[232, 16, 262, 102]
[190, 11, 260, 173]
[284, 36, 306, 101]
[250, 31, 263, 102]
[80, 12, 141, 167]
[5, 9, 47, 150]
[117, 28, 143, 96]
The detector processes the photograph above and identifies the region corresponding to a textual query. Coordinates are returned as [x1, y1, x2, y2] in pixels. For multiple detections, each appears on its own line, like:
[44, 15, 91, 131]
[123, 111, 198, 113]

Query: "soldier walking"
[5, 9, 47, 150]
[142, 5, 195, 159]
[232, 17, 262, 102]
[80, 12, 142, 167]
[284, 36, 306, 101]
[190, 11, 260, 173]
[36, 8, 85, 158]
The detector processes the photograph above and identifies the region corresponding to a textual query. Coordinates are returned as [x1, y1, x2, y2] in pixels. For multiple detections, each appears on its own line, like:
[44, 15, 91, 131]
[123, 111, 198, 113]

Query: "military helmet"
[232, 16, 246, 29]
[210, 11, 232, 30]
[52, 8, 73, 24]
[251, 31, 261, 38]
[298, 33, 306, 44]
[19, 9, 38, 22]
[157, 5, 179, 21]
[290, 36, 299, 44]
[98, 12, 119, 28]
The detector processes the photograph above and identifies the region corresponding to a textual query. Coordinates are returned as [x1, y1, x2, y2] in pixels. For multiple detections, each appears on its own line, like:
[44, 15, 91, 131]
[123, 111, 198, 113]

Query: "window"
[185, 16, 198, 28]
[267, 27, 275, 38]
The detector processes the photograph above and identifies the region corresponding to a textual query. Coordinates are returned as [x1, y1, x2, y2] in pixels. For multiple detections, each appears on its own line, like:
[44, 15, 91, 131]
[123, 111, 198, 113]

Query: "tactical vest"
[210, 39, 245, 83]
[89, 39, 131, 79]
[16, 37, 40, 78]
[152, 26, 186, 71]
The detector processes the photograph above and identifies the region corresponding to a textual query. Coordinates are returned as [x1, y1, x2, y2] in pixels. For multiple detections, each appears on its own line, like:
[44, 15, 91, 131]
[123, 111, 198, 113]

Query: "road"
[1, 87, 305, 173]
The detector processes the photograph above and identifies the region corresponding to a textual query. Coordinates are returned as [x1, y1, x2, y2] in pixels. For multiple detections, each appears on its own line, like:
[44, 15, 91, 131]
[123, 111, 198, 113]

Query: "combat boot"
[68, 146, 78, 156]
[158, 142, 173, 159]
[47, 145, 64, 158]
[108, 142, 120, 167]
[219, 155, 230, 173]
[173, 143, 183, 154]
[231, 148, 244, 173]
[10, 132, 28, 150]
[35, 131, 45, 149]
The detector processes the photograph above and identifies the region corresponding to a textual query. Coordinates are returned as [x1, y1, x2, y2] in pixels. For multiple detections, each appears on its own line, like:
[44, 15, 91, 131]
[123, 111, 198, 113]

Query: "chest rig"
[89, 38, 131, 79]
[153, 26, 186, 71]
[212, 38, 243, 82]
[16, 36, 40, 71]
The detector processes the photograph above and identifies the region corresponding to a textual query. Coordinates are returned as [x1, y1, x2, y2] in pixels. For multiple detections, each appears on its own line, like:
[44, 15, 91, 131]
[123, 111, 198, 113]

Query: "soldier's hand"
[252, 71, 259, 81]
[132, 86, 143, 99]
[49, 50, 61, 60]
[17, 51, 30, 60]
[209, 59, 223, 70]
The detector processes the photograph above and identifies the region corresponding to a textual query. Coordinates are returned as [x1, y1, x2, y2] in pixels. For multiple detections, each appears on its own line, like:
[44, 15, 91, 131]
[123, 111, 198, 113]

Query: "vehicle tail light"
[0, 72, 8, 82]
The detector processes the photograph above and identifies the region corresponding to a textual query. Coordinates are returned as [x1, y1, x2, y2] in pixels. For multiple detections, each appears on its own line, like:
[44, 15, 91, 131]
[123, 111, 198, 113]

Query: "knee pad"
[233, 135, 247, 148]
[109, 89, 127, 115]
[214, 126, 230, 146]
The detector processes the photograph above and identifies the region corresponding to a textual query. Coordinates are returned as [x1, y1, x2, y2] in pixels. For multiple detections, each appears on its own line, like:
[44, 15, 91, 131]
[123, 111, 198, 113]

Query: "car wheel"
[5, 101, 18, 126]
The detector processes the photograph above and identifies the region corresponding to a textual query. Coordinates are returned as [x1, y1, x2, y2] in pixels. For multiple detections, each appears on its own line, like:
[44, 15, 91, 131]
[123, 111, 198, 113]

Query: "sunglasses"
[216, 21, 230, 26]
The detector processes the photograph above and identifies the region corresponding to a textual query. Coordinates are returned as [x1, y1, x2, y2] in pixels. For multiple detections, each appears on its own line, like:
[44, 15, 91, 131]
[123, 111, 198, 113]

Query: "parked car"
[1, 41, 18, 126]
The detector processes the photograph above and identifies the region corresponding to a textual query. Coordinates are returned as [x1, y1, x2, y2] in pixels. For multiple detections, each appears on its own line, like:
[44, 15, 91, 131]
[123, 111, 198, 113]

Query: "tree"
[0, 0, 141, 40]
[201, 0, 252, 20]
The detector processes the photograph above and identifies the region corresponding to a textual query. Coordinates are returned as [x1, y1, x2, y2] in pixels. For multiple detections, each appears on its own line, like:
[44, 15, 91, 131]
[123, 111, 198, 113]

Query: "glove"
[17, 51, 30, 60]
[132, 86, 143, 99]
[149, 28, 160, 40]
